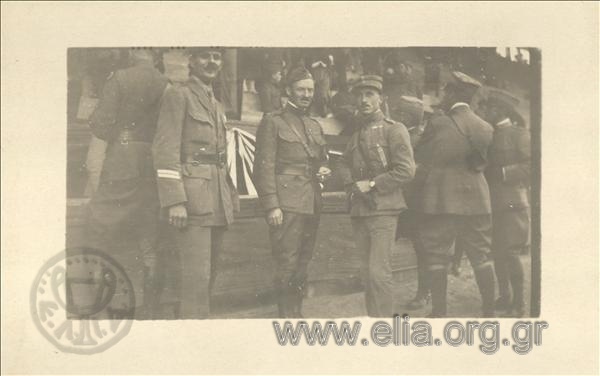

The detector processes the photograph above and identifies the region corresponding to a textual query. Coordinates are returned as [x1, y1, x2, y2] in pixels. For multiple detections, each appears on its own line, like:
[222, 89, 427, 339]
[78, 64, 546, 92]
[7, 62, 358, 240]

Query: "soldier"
[152, 47, 239, 319]
[85, 48, 169, 318]
[253, 67, 330, 318]
[482, 89, 531, 317]
[390, 96, 432, 310]
[413, 71, 496, 317]
[339, 75, 415, 317]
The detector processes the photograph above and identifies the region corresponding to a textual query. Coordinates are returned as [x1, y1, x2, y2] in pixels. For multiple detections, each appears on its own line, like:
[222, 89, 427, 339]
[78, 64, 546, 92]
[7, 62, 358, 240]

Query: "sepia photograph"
[65, 46, 540, 320]
[2, 2, 598, 374]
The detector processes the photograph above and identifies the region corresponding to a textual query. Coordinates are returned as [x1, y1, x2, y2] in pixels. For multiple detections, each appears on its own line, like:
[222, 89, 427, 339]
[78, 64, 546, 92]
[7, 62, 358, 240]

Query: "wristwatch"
[369, 180, 376, 188]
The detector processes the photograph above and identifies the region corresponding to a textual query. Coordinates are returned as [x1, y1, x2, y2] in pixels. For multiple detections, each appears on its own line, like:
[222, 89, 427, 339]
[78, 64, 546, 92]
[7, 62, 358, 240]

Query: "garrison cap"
[445, 71, 482, 99]
[352, 75, 384, 93]
[486, 88, 520, 109]
[286, 67, 313, 86]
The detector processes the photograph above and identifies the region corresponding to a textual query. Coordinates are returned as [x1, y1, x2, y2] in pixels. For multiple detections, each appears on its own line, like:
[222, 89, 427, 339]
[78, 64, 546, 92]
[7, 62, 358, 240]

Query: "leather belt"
[185, 151, 227, 167]
[276, 164, 315, 177]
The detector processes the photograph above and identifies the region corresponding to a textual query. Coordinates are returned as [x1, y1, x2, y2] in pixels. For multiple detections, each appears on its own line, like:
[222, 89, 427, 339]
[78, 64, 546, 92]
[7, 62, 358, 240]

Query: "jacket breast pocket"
[182, 163, 213, 216]
[276, 174, 309, 211]
[367, 140, 390, 171]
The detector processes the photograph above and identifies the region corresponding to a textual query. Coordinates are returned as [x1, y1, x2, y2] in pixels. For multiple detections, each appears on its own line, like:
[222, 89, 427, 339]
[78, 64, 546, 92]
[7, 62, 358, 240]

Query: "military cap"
[486, 88, 520, 109]
[352, 75, 384, 93]
[286, 67, 313, 86]
[445, 71, 482, 99]
[399, 96, 424, 114]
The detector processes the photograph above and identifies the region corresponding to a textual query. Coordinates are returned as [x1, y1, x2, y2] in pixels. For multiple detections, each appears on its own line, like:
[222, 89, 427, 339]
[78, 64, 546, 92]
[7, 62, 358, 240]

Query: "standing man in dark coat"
[86, 48, 169, 318]
[482, 89, 531, 317]
[413, 72, 496, 317]
[391, 96, 433, 311]
[152, 47, 239, 319]
[253, 67, 330, 318]
[339, 75, 415, 317]
[257, 60, 284, 113]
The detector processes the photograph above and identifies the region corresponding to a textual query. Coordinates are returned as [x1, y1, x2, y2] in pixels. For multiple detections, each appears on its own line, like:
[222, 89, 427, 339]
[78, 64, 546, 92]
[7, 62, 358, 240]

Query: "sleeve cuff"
[157, 179, 187, 208]
[259, 194, 280, 211]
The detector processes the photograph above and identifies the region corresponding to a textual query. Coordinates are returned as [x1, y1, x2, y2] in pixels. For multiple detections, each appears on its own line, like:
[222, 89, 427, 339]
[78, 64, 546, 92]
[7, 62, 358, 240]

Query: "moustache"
[205, 63, 220, 72]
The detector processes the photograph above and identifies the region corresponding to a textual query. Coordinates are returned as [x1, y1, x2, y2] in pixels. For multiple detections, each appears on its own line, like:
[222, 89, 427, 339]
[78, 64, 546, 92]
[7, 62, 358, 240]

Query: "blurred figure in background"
[80, 48, 130, 197]
[481, 88, 531, 317]
[391, 96, 432, 310]
[308, 51, 333, 117]
[257, 59, 284, 113]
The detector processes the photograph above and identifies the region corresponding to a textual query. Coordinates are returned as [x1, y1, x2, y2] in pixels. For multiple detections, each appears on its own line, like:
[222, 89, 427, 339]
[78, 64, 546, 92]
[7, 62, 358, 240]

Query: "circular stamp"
[30, 248, 135, 354]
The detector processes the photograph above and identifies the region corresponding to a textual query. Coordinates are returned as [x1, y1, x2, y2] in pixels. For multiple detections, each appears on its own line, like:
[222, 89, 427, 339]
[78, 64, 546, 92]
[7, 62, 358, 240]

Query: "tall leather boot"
[493, 253, 512, 311]
[277, 286, 295, 318]
[474, 263, 496, 318]
[290, 286, 304, 318]
[508, 255, 525, 317]
[407, 270, 431, 310]
[428, 269, 448, 317]
[142, 264, 162, 320]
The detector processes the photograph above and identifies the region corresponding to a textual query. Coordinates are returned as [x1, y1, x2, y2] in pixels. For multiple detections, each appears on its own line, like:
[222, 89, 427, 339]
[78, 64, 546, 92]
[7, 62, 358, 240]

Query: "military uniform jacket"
[253, 104, 328, 215]
[485, 119, 531, 211]
[89, 63, 168, 182]
[339, 110, 416, 217]
[412, 104, 494, 215]
[152, 76, 239, 226]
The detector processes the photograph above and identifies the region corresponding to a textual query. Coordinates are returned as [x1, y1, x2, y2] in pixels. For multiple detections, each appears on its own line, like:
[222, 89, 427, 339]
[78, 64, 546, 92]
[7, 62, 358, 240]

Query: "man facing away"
[86, 48, 169, 318]
[412, 71, 496, 317]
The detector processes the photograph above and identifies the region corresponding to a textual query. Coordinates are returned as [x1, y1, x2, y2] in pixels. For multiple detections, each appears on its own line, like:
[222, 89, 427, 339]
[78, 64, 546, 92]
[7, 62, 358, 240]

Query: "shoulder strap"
[282, 112, 317, 159]
[449, 113, 475, 150]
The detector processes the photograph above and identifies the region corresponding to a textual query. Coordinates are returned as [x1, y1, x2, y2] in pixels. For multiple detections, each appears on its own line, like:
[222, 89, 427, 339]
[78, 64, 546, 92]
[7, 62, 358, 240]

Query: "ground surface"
[67, 210, 532, 320]
[214, 256, 532, 319]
